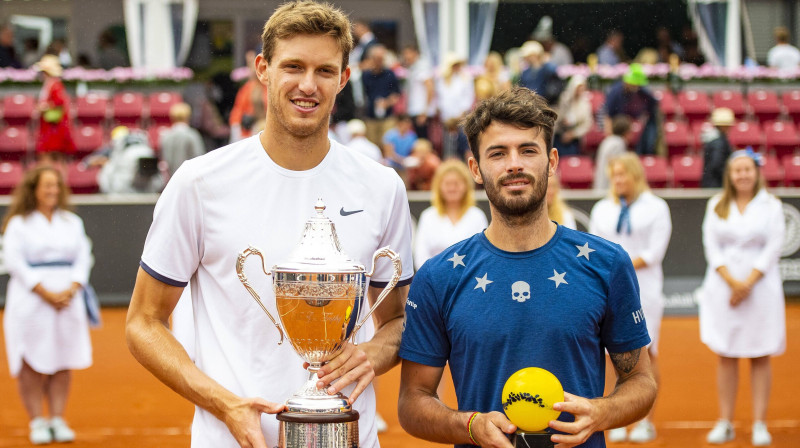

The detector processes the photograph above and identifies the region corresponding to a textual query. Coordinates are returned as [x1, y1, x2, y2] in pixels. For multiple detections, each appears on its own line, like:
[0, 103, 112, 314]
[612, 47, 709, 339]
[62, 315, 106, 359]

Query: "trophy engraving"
[236, 199, 402, 447]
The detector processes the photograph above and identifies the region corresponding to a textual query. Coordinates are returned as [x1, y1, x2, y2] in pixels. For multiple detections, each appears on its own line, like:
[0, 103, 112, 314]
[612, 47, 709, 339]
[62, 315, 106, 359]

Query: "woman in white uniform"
[590, 153, 672, 443]
[2, 166, 93, 444]
[700, 150, 785, 447]
[414, 159, 487, 269]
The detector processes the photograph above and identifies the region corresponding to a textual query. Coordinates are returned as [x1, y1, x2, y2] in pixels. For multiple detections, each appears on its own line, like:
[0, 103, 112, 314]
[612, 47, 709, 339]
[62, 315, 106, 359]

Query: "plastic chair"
[148, 124, 172, 153]
[0, 161, 24, 195]
[625, 119, 644, 148]
[653, 90, 677, 119]
[670, 154, 703, 188]
[691, 121, 714, 151]
[764, 120, 800, 158]
[112, 92, 145, 127]
[75, 93, 108, 125]
[148, 92, 182, 125]
[678, 89, 712, 125]
[559, 155, 594, 189]
[0, 126, 31, 161]
[66, 162, 101, 194]
[761, 154, 783, 187]
[749, 90, 781, 124]
[72, 124, 104, 158]
[712, 89, 747, 119]
[663, 120, 692, 158]
[581, 124, 606, 155]
[782, 90, 800, 125]
[2, 94, 35, 127]
[727, 121, 764, 150]
[640, 155, 669, 188]
[782, 154, 800, 187]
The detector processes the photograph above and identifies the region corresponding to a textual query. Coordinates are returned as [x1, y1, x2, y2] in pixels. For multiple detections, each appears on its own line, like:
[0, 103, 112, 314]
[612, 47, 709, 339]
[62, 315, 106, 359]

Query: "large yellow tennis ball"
[501, 367, 564, 432]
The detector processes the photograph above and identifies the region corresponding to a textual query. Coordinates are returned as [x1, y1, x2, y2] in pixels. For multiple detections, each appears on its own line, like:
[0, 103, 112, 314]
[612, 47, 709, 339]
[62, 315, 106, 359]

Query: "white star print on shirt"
[576, 243, 595, 260]
[474, 273, 493, 292]
[448, 252, 466, 268]
[549, 270, 568, 288]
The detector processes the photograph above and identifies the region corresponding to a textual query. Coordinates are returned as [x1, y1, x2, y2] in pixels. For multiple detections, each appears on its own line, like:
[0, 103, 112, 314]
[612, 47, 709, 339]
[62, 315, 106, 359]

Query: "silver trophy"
[236, 199, 402, 448]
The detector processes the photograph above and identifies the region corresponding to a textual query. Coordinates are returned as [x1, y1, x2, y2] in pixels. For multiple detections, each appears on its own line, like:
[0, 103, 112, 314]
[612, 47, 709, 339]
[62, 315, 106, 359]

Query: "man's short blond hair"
[261, 1, 353, 70]
[169, 102, 192, 122]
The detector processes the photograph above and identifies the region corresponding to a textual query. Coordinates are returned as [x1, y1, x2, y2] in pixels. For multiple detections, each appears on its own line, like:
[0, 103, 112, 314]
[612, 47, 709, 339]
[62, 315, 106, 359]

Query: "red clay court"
[1, 305, 799, 447]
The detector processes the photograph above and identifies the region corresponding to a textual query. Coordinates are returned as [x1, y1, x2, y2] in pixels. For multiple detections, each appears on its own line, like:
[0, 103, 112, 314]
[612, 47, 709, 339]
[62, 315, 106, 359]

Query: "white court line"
[658, 420, 800, 430]
[3, 427, 190, 437]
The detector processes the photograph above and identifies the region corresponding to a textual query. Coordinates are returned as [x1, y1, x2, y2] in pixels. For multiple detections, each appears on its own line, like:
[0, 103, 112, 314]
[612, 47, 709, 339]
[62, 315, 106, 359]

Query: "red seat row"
[0, 161, 101, 195]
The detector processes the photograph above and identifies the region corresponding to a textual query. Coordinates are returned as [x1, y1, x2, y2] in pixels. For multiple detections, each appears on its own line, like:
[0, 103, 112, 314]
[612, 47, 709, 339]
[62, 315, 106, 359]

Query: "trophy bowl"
[236, 199, 402, 448]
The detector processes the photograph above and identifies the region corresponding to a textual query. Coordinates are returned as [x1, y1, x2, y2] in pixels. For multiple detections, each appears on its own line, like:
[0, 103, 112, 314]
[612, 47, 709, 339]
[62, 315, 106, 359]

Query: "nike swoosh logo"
[340, 207, 364, 216]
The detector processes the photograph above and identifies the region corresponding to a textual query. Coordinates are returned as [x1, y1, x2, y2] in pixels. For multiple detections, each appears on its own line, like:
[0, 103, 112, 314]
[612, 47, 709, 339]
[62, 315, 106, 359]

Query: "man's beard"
[481, 164, 549, 223]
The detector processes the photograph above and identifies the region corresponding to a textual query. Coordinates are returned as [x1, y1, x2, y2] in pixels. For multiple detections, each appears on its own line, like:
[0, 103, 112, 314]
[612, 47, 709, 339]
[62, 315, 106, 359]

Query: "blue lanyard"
[616, 197, 632, 235]
[28, 260, 73, 268]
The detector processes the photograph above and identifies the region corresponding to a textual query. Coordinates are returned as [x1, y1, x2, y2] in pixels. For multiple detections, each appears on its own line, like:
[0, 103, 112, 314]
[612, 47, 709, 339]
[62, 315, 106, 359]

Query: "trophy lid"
[274, 199, 365, 274]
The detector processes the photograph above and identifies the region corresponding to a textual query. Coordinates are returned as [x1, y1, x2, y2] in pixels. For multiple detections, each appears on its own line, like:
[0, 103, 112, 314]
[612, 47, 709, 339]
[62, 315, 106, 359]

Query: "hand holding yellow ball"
[501, 367, 564, 432]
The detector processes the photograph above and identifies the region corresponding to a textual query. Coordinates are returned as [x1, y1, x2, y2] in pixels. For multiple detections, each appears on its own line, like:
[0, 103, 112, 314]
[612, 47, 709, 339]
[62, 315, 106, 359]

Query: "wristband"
[467, 411, 480, 445]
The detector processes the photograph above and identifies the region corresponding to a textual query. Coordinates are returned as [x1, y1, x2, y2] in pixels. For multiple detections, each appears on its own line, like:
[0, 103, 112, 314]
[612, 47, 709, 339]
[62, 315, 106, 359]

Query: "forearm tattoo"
[610, 348, 641, 374]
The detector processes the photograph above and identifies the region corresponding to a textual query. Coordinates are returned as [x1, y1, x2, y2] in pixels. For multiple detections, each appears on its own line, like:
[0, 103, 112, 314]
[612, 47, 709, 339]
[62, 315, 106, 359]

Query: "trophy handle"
[236, 246, 285, 345]
[350, 246, 402, 342]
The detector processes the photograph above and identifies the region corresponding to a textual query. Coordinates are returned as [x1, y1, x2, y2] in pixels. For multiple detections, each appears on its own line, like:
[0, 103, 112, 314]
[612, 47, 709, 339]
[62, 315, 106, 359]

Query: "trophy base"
[277, 410, 360, 448]
[510, 431, 555, 448]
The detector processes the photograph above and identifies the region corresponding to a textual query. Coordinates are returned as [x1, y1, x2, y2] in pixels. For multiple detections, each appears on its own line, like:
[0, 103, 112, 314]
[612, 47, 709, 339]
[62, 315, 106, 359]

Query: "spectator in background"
[401, 45, 435, 140]
[383, 114, 417, 171]
[21, 37, 40, 68]
[602, 63, 659, 155]
[160, 103, 206, 177]
[96, 29, 128, 70]
[554, 74, 593, 156]
[701, 108, 735, 188]
[517, 40, 563, 104]
[405, 138, 441, 191]
[479, 51, 512, 95]
[437, 53, 475, 160]
[700, 150, 784, 447]
[655, 26, 684, 63]
[681, 25, 706, 66]
[594, 115, 632, 190]
[532, 16, 573, 67]
[345, 119, 383, 163]
[767, 26, 800, 71]
[34, 55, 75, 164]
[597, 30, 627, 65]
[97, 128, 164, 194]
[362, 44, 401, 145]
[2, 166, 94, 445]
[229, 49, 268, 142]
[0, 23, 21, 68]
[45, 38, 72, 68]
[351, 19, 378, 68]
[590, 153, 672, 444]
[413, 159, 487, 269]
[331, 79, 357, 140]
[184, 82, 230, 151]
[547, 174, 576, 229]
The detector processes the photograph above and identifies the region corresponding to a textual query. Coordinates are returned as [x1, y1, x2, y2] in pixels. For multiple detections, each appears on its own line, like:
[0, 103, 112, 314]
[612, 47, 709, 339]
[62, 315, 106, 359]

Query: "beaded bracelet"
[467, 411, 480, 445]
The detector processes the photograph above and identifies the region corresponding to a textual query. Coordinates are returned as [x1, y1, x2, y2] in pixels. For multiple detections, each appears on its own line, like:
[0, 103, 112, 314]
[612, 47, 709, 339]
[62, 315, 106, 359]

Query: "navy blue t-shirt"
[399, 226, 650, 448]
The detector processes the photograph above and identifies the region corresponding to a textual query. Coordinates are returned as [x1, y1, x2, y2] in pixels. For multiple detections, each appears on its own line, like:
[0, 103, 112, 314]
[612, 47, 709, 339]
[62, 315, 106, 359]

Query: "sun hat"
[520, 41, 544, 58]
[710, 107, 735, 127]
[34, 54, 63, 77]
[622, 63, 648, 87]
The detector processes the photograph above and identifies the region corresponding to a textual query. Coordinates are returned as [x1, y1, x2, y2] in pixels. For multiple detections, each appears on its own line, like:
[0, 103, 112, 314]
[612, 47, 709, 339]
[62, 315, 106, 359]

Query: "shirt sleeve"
[702, 196, 726, 270]
[600, 246, 651, 353]
[397, 265, 450, 367]
[369, 171, 414, 288]
[139, 161, 205, 286]
[753, 196, 785, 273]
[638, 199, 672, 266]
[69, 214, 93, 286]
[2, 217, 42, 290]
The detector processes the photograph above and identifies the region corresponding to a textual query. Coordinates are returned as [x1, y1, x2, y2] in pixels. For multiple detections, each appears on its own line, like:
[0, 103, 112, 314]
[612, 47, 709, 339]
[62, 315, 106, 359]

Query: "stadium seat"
[640, 155, 669, 188]
[782, 90, 800, 125]
[712, 89, 747, 119]
[66, 162, 101, 194]
[670, 154, 703, 188]
[0, 126, 31, 161]
[761, 154, 783, 187]
[148, 124, 172, 152]
[581, 124, 606, 155]
[148, 92, 182, 125]
[678, 89, 712, 125]
[587, 90, 605, 115]
[75, 93, 109, 125]
[0, 161, 24, 195]
[748, 90, 781, 123]
[112, 92, 145, 127]
[625, 120, 644, 148]
[653, 89, 677, 119]
[782, 154, 800, 187]
[72, 124, 104, 158]
[727, 121, 764, 150]
[692, 121, 714, 151]
[559, 155, 594, 189]
[663, 120, 692, 158]
[764, 120, 800, 158]
[2, 94, 35, 127]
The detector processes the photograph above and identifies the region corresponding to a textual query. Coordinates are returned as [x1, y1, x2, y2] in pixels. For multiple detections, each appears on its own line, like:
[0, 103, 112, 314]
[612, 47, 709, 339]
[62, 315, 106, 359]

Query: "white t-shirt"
[141, 135, 415, 448]
[413, 206, 488, 269]
[767, 44, 800, 71]
[405, 59, 435, 117]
